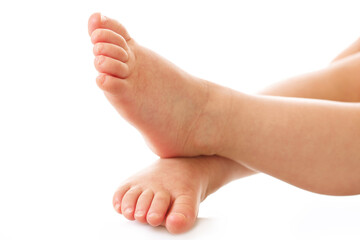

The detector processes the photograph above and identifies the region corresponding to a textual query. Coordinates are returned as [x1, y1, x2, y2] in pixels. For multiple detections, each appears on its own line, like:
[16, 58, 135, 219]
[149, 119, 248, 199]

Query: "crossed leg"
[88, 13, 360, 233]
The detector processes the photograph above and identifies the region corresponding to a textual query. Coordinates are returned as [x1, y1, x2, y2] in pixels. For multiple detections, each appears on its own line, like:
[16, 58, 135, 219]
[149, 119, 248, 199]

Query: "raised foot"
[88, 13, 231, 158]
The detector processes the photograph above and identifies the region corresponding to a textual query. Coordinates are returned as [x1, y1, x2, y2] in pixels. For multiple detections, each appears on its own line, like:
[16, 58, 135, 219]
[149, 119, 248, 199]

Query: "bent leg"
[114, 33, 360, 233]
[261, 53, 360, 102]
[219, 87, 360, 196]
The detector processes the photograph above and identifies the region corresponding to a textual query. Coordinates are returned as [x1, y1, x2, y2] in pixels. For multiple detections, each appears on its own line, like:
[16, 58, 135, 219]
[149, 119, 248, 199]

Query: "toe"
[113, 185, 131, 214]
[96, 74, 128, 96]
[93, 43, 128, 62]
[94, 55, 130, 79]
[88, 13, 131, 41]
[165, 195, 198, 234]
[91, 29, 128, 51]
[146, 191, 171, 227]
[88, 12, 102, 36]
[134, 189, 154, 223]
[120, 186, 143, 221]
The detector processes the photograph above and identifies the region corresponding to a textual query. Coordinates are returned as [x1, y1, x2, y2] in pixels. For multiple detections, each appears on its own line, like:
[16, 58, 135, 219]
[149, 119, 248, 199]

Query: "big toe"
[165, 195, 199, 234]
[88, 12, 131, 41]
[88, 12, 102, 36]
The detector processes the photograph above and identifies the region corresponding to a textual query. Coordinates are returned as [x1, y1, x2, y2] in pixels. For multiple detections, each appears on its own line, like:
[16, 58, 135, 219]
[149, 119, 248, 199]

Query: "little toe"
[93, 43, 128, 62]
[134, 189, 154, 223]
[146, 191, 171, 227]
[121, 186, 143, 221]
[91, 29, 128, 51]
[96, 74, 128, 96]
[113, 185, 131, 214]
[165, 195, 198, 234]
[88, 13, 131, 41]
[94, 55, 130, 79]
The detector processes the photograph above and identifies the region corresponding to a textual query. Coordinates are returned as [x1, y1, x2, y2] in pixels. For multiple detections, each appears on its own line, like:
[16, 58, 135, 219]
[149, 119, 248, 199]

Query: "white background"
[1, 0, 360, 239]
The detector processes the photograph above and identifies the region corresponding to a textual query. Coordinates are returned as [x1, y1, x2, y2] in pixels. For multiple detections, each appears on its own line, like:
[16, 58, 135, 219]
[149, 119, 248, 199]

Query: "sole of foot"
[88, 12, 233, 158]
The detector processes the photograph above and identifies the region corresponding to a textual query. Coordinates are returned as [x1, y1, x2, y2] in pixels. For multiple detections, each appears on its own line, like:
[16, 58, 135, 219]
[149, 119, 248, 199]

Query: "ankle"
[216, 90, 252, 158]
[191, 81, 238, 156]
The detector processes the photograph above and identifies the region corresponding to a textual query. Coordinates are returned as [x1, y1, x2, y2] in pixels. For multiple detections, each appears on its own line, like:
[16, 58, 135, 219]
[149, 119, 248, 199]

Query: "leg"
[114, 81, 360, 233]
[261, 53, 360, 102]
[101, 15, 360, 235]
[89, 13, 360, 161]
[218, 90, 360, 196]
[332, 37, 360, 63]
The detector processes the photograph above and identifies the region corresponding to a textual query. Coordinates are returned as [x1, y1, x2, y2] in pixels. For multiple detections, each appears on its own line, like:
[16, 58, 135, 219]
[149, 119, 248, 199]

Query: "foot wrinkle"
[217, 88, 235, 156]
[181, 80, 210, 156]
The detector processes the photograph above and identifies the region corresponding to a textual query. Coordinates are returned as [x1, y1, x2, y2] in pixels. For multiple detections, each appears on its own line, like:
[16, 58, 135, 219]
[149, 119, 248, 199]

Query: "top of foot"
[112, 156, 249, 234]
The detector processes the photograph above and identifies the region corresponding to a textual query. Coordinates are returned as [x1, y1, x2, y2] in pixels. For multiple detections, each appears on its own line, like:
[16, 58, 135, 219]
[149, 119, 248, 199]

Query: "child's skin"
[88, 13, 360, 233]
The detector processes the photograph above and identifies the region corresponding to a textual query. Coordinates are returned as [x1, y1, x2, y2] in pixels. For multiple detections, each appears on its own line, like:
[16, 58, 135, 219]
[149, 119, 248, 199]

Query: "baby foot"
[88, 13, 232, 158]
[112, 156, 251, 234]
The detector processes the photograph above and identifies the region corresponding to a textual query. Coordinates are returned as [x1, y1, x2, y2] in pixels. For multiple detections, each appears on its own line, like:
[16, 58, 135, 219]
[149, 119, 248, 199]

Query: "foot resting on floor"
[112, 156, 252, 234]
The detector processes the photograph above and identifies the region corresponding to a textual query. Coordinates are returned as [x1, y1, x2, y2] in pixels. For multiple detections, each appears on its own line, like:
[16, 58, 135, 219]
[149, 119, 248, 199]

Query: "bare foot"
[110, 44, 360, 233]
[88, 13, 232, 158]
[87, 13, 360, 232]
[112, 156, 253, 234]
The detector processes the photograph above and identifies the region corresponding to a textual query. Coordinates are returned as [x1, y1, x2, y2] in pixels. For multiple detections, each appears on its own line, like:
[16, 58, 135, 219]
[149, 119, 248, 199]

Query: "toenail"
[96, 74, 106, 85]
[135, 211, 145, 217]
[148, 212, 161, 220]
[96, 56, 104, 65]
[169, 212, 186, 221]
[101, 14, 107, 23]
[91, 31, 100, 43]
[124, 208, 133, 215]
[94, 44, 103, 54]
[114, 201, 121, 211]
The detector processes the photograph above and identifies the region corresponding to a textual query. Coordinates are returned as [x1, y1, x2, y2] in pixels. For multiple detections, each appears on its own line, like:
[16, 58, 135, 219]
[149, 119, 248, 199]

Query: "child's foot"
[111, 40, 360, 233]
[112, 156, 252, 234]
[88, 13, 232, 158]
